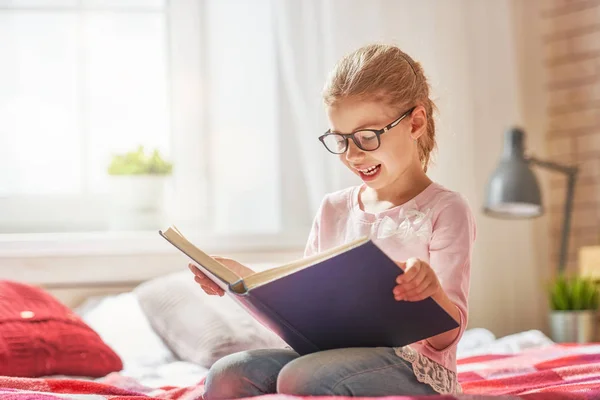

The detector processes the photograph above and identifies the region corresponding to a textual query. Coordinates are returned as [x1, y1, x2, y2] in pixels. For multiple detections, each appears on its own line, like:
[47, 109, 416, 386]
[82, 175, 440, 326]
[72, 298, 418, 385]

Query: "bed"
[1, 271, 599, 400]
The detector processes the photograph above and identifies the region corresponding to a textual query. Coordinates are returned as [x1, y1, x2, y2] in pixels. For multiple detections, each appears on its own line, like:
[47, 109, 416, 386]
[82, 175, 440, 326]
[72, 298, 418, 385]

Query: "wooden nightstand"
[580, 246, 600, 281]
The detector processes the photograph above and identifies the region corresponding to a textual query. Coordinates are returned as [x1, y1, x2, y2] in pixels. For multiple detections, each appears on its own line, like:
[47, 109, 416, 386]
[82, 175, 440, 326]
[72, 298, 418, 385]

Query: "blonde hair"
[323, 43, 437, 172]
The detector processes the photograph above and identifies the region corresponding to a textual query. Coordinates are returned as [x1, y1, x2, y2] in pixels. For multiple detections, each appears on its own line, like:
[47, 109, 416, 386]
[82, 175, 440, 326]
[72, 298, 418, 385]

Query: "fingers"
[194, 276, 225, 296]
[189, 263, 224, 296]
[396, 262, 427, 290]
[395, 280, 437, 301]
[188, 262, 207, 277]
[396, 258, 421, 284]
[393, 258, 438, 301]
[212, 255, 233, 264]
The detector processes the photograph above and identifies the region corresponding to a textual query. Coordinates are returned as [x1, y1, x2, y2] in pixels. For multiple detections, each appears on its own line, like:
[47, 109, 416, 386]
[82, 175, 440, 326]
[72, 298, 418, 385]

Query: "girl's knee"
[204, 349, 298, 400]
[277, 360, 309, 396]
[277, 357, 334, 396]
[203, 352, 251, 400]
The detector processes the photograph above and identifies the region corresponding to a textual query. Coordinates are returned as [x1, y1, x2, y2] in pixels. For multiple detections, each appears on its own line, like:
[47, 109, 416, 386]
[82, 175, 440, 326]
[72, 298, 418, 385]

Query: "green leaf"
[571, 278, 583, 310]
[107, 146, 173, 175]
[548, 274, 599, 311]
[592, 290, 599, 309]
[583, 281, 600, 309]
[550, 275, 569, 310]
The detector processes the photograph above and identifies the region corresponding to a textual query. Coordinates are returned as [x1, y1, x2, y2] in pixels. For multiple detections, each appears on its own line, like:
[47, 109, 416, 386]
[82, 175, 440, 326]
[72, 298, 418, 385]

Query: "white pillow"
[457, 328, 496, 357]
[457, 329, 554, 358]
[134, 271, 288, 368]
[77, 292, 177, 370]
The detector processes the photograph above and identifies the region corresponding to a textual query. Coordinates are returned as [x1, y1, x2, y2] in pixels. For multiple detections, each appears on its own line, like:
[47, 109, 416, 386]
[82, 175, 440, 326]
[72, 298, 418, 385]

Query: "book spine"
[229, 279, 246, 294]
[232, 292, 319, 356]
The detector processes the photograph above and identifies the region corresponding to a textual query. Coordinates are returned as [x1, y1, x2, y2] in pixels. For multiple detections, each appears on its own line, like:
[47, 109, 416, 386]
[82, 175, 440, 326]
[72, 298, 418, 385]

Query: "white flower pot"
[108, 175, 169, 230]
[549, 310, 596, 343]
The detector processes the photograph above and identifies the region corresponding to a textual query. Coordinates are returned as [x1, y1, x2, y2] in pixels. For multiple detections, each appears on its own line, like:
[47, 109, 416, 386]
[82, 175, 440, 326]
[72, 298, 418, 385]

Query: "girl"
[189, 43, 476, 398]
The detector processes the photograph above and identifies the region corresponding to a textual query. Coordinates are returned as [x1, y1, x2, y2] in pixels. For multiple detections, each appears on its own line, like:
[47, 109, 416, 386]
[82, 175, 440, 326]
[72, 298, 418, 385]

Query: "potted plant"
[548, 273, 599, 343]
[107, 146, 173, 230]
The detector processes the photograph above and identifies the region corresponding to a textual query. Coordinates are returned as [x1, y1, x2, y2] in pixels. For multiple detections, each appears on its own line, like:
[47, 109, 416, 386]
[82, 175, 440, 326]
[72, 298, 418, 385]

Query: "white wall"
[459, 0, 547, 336]
[512, 0, 552, 334]
[432, 0, 550, 336]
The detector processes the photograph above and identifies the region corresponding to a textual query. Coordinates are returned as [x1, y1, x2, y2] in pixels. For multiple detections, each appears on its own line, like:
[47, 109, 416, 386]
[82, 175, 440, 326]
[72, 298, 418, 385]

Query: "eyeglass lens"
[323, 130, 379, 153]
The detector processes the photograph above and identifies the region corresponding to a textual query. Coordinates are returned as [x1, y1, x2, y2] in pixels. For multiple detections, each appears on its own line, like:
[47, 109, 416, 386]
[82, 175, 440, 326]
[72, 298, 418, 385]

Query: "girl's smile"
[355, 164, 382, 181]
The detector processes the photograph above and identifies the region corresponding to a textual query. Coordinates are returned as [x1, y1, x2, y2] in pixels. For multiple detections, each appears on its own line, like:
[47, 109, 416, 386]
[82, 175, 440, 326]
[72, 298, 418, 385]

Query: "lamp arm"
[558, 173, 577, 273]
[526, 156, 579, 274]
[526, 156, 578, 175]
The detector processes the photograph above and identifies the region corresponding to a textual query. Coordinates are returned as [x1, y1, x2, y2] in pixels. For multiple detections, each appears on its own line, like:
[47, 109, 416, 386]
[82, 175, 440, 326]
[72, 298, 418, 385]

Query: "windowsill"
[0, 230, 307, 290]
[0, 230, 307, 258]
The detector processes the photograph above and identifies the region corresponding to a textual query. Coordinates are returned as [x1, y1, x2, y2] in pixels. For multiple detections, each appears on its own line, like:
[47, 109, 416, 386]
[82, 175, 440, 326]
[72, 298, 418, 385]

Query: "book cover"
[235, 240, 459, 355]
[159, 228, 459, 355]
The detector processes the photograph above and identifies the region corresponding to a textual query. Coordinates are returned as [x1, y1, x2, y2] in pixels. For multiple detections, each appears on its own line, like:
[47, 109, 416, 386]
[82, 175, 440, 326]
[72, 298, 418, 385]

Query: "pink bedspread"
[456, 343, 600, 399]
[0, 344, 598, 400]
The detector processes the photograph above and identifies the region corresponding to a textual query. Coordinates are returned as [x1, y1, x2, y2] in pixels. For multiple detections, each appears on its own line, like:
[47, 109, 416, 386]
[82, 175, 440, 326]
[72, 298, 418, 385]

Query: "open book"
[159, 226, 459, 355]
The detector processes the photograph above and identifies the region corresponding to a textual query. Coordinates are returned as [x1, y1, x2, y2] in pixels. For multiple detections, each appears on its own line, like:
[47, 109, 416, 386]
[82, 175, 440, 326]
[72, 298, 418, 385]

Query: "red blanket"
[457, 343, 600, 399]
[0, 344, 598, 400]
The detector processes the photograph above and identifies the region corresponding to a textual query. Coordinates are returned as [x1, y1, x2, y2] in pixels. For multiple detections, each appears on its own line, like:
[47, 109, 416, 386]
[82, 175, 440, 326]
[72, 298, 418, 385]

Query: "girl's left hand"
[393, 258, 441, 301]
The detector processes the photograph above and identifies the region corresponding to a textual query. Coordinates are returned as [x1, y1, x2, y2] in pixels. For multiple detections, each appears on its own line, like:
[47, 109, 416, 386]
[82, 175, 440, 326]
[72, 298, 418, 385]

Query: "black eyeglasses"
[318, 106, 416, 154]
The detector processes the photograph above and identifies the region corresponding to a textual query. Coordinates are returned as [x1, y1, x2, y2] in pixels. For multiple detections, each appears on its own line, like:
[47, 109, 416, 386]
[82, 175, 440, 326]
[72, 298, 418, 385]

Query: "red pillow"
[0, 280, 123, 377]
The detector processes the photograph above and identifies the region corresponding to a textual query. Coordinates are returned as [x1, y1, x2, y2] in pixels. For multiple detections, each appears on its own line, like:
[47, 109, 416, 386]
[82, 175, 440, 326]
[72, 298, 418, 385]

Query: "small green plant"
[549, 274, 599, 311]
[108, 146, 173, 175]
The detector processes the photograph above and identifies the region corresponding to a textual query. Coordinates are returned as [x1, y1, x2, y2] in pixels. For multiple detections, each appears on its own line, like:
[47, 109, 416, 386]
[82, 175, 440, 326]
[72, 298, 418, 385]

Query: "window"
[0, 0, 311, 247]
[0, 0, 171, 232]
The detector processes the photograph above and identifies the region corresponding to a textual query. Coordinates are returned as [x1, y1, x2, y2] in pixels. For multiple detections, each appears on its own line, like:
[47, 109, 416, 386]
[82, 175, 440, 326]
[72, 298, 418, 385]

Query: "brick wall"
[542, 0, 600, 270]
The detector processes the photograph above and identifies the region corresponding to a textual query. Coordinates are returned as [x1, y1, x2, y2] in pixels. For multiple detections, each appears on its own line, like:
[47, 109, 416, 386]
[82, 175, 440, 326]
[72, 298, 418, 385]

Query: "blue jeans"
[203, 347, 437, 399]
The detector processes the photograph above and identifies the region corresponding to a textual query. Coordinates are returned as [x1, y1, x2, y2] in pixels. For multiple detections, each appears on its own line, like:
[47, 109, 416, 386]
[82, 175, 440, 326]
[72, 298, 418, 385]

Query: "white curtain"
[271, 0, 355, 221]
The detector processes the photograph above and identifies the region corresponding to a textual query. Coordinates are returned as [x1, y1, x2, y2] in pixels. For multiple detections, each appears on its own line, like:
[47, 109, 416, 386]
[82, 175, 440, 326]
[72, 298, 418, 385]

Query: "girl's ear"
[409, 105, 427, 140]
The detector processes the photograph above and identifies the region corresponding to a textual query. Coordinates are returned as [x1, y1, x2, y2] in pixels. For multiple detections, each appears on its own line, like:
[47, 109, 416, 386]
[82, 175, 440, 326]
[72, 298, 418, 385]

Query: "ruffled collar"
[351, 183, 437, 244]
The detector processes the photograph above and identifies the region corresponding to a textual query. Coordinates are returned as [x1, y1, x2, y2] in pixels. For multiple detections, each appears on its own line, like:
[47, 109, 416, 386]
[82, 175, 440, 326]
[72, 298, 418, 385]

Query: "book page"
[159, 227, 241, 287]
[243, 236, 370, 289]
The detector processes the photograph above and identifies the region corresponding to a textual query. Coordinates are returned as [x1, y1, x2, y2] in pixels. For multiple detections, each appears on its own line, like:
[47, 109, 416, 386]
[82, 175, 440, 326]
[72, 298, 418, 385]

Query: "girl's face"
[325, 99, 426, 191]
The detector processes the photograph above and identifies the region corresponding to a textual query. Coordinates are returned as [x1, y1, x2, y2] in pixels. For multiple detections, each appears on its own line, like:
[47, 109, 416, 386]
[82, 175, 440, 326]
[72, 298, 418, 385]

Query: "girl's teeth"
[360, 165, 380, 175]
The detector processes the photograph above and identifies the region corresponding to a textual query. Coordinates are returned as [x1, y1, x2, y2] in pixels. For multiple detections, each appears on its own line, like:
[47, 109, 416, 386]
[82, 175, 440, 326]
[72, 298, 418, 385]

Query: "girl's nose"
[345, 140, 364, 162]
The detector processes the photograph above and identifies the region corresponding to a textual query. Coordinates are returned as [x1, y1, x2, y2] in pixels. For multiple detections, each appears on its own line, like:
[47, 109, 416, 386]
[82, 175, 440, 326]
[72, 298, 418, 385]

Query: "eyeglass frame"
[318, 106, 416, 154]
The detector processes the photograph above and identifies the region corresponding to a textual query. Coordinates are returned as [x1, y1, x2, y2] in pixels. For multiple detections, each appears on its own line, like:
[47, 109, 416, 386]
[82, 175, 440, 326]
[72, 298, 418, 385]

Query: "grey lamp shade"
[483, 127, 543, 219]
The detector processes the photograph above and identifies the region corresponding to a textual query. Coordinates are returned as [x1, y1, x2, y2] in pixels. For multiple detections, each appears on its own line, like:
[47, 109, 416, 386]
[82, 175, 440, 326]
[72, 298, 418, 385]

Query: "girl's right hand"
[188, 257, 255, 297]
[188, 263, 225, 296]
